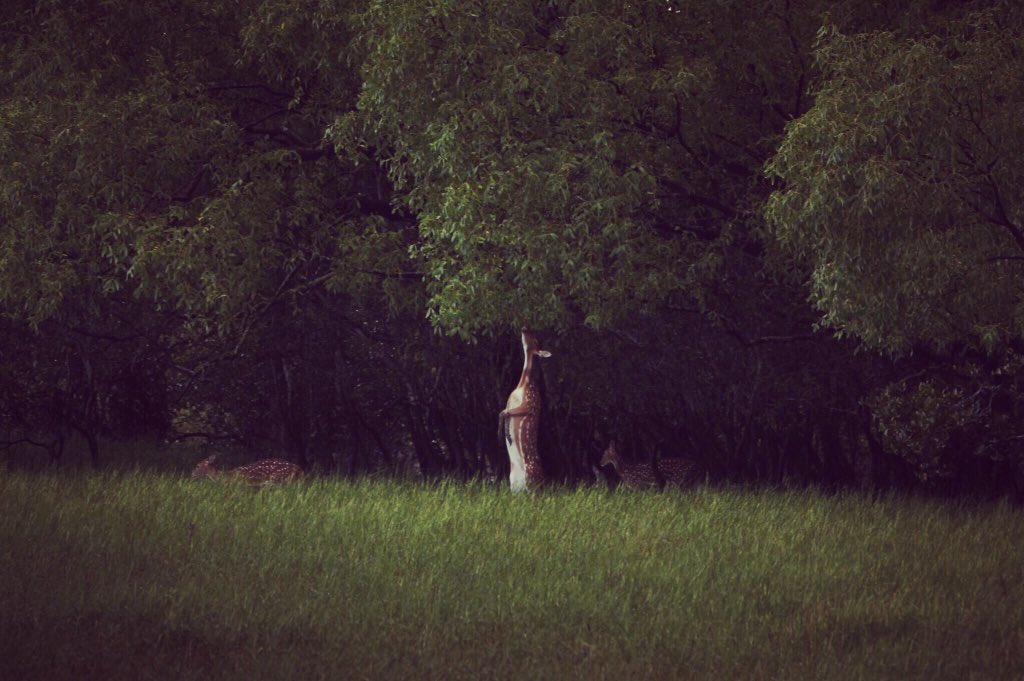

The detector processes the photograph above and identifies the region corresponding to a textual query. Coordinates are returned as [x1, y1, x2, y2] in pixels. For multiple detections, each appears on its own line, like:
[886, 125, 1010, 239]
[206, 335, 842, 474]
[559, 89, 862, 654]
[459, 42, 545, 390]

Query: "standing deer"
[599, 441, 697, 490]
[499, 327, 551, 493]
[191, 454, 304, 486]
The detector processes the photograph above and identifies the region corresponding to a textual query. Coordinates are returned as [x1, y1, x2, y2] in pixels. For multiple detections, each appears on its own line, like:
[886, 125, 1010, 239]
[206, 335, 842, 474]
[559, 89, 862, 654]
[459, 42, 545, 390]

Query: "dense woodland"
[1, 0, 1022, 495]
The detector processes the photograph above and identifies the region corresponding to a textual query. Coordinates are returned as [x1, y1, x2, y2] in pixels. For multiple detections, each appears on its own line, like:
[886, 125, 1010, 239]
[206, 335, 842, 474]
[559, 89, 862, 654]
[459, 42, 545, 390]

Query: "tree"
[0, 0, 414, 463]
[343, 0, 825, 336]
[3, 0, 1016, 495]
[766, 7, 1024, 355]
[766, 5, 1024, 489]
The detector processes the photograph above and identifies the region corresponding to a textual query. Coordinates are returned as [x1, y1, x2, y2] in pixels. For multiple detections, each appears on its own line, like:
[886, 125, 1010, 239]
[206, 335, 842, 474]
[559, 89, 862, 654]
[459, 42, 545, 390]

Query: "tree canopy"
[767, 6, 1024, 355]
[1, 0, 1022, 495]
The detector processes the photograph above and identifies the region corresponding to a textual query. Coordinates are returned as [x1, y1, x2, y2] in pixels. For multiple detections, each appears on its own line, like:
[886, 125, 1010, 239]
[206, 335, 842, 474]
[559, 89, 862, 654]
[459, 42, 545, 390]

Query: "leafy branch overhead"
[345, 0, 803, 335]
[767, 11, 1024, 355]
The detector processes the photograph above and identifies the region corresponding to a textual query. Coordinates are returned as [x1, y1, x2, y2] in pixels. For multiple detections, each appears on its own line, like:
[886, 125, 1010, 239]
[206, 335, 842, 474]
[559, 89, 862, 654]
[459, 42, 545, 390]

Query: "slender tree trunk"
[405, 382, 440, 477]
[70, 422, 100, 468]
[273, 353, 308, 467]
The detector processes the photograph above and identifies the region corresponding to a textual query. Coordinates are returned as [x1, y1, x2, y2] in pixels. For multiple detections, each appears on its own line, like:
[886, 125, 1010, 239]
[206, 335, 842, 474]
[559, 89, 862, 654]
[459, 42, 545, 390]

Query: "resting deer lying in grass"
[191, 454, 304, 486]
[599, 441, 697, 490]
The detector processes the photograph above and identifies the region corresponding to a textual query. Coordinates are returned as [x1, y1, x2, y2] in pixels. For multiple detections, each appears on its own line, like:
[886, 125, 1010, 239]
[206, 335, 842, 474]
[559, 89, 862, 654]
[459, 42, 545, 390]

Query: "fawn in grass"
[599, 441, 698, 490]
[191, 454, 304, 486]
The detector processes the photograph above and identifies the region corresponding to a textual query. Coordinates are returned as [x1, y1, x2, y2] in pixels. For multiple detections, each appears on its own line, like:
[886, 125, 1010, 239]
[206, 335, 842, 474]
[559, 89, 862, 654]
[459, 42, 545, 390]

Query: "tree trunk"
[273, 353, 308, 467]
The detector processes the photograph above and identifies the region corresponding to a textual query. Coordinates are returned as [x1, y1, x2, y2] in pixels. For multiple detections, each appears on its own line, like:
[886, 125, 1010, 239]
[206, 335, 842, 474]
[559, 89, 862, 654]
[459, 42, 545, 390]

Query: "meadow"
[1, 469, 1022, 680]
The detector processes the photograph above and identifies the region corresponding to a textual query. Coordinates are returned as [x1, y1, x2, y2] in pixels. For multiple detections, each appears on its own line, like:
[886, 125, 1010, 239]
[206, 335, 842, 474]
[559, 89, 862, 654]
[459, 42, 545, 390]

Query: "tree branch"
[0, 437, 51, 451]
[206, 83, 291, 99]
[244, 125, 331, 161]
[986, 174, 1024, 253]
[242, 107, 291, 130]
[169, 431, 239, 441]
[171, 165, 208, 203]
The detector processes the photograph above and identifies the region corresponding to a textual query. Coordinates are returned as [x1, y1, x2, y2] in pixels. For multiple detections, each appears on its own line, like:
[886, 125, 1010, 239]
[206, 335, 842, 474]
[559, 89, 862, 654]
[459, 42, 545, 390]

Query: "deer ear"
[537, 350, 552, 358]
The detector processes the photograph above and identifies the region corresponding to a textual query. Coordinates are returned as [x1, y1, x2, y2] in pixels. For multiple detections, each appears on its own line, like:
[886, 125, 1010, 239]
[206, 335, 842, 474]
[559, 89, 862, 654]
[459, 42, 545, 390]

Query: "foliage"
[766, 4, 1024, 485]
[1, 0, 1023, 494]
[766, 7, 1024, 355]
[867, 351, 1024, 489]
[344, 0, 821, 336]
[869, 380, 978, 482]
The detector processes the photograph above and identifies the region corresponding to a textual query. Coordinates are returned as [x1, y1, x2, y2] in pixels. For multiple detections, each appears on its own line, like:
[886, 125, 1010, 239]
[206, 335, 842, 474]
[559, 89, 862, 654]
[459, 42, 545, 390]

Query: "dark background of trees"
[1, 0, 1022, 496]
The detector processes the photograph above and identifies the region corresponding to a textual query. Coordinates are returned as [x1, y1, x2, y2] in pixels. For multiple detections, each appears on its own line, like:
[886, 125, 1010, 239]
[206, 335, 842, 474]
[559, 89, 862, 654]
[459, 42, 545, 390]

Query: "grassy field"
[1, 470, 1022, 681]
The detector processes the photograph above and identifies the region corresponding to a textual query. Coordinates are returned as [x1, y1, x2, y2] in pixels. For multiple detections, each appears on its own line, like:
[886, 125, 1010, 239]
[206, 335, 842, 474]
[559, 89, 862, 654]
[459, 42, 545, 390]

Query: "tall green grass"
[1, 471, 1022, 680]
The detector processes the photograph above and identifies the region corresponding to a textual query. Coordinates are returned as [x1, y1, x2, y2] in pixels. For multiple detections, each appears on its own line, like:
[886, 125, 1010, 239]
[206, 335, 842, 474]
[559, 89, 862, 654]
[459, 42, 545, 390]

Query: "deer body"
[192, 455, 304, 486]
[500, 328, 551, 493]
[600, 442, 696, 490]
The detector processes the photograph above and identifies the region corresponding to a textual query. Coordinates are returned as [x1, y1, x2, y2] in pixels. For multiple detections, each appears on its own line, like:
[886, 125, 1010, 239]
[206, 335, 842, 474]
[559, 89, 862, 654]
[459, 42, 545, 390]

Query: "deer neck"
[516, 351, 537, 391]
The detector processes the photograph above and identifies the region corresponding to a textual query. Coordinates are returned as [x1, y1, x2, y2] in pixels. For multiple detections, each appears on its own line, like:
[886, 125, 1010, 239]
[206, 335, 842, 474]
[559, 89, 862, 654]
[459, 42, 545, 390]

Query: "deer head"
[520, 327, 552, 366]
[191, 455, 220, 479]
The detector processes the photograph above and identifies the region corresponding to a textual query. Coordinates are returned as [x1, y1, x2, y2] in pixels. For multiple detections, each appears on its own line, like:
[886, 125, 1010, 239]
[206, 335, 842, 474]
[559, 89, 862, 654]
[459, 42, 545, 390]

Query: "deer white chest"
[506, 386, 525, 410]
[507, 439, 527, 493]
